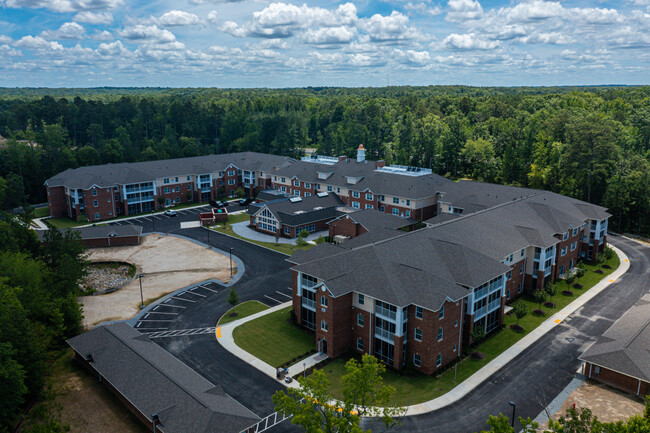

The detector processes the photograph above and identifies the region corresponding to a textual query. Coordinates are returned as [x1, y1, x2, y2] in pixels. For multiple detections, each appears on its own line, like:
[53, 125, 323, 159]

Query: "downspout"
[458, 299, 464, 355]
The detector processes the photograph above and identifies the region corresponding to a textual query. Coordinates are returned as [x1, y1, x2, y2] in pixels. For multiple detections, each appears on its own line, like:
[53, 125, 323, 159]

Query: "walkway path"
[215, 245, 631, 415]
[231, 221, 328, 244]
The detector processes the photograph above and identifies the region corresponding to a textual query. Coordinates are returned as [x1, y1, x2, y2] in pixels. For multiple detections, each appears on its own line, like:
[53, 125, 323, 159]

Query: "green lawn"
[232, 307, 315, 368]
[218, 300, 269, 325]
[210, 215, 313, 256]
[46, 217, 86, 229]
[319, 253, 621, 406]
[32, 207, 50, 218]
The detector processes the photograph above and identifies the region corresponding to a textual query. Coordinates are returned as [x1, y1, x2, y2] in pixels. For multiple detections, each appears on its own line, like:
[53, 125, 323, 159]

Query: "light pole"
[229, 247, 233, 276]
[303, 362, 306, 378]
[139, 273, 145, 309]
[152, 209, 156, 232]
[207, 224, 210, 247]
[509, 401, 516, 427]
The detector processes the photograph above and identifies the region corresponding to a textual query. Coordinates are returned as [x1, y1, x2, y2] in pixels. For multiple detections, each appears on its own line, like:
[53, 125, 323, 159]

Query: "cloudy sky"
[0, 0, 648, 87]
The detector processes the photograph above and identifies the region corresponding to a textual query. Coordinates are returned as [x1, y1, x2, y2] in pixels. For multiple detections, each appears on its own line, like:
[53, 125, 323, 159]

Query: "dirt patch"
[538, 380, 644, 431]
[82, 262, 135, 294]
[52, 350, 148, 433]
[81, 234, 233, 327]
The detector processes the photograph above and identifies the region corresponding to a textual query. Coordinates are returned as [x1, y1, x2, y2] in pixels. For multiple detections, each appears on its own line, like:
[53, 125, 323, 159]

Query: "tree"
[479, 413, 538, 433]
[471, 326, 486, 347]
[547, 405, 603, 433]
[603, 247, 614, 262]
[461, 138, 498, 182]
[512, 301, 528, 327]
[227, 288, 239, 313]
[273, 354, 405, 433]
[545, 282, 558, 307]
[534, 288, 547, 311]
[0, 342, 27, 429]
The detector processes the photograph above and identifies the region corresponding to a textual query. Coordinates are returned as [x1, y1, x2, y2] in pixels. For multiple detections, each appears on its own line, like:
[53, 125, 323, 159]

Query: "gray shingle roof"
[272, 159, 453, 199]
[330, 209, 415, 232]
[579, 294, 650, 382]
[45, 152, 294, 190]
[249, 193, 344, 227]
[293, 230, 509, 311]
[66, 323, 259, 433]
[36, 225, 143, 241]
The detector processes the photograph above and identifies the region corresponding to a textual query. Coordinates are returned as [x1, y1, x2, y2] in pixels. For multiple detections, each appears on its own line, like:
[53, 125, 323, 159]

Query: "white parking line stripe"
[185, 290, 206, 297]
[170, 296, 195, 303]
[147, 311, 178, 315]
[276, 291, 292, 299]
[161, 302, 185, 308]
[198, 285, 219, 294]
[136, 319, 174, 322]
[145, 313, 150, 319]
[136, 322, 141, 328]
[264, 295, 281, 303]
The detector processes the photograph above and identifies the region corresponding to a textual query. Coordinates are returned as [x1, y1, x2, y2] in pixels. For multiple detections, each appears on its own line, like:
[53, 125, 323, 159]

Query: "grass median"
[218, 300, 269, 325]
[319, 254, 621, 406]
[232, 307, 315, 368]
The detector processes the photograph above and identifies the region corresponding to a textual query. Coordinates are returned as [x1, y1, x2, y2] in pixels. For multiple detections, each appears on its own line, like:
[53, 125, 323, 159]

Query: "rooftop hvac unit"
[289, 197, 303, 203]
[317, 192, 328, 197]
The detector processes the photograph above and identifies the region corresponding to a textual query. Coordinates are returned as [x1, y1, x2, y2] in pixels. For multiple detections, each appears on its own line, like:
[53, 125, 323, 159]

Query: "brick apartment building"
[288, 191, 610, 374]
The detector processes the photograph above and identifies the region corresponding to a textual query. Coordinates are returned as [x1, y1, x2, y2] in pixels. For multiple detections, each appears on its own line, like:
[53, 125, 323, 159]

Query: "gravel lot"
[81, 233, 233, 327]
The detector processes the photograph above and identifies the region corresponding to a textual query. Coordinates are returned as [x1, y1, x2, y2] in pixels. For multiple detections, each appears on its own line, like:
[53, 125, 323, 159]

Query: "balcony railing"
[474, 305, 487, 319]
[301, 278, 318, 289]
[375, 306, 397, 321]
[374, 326, 394, 342]
[474, 286, 488, 300]
[488, 298, 501, 312]
[302, 298, 315, 309]
[544, 266, 552, 277]
[489, 282, 502, 293]
[534, 253, 541, 260]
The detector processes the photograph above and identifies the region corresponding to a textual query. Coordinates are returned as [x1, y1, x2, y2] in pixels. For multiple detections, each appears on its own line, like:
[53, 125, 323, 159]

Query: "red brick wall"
[554, 229, 581, 279]
[406, 300, 464, 374]
[351, 307, 372, 356]
[585, 362, 649, 397]
[47, 186, 68, 218]
[83, 187, 115, 222]
[287, 179, 316, 197]
[328, 216, 367, 239]
[291, 270, 302, 325]
[83, 235, 141, 248]
[505, 259, 525, 301]
[315, 291, 353, 358]
[158, 182, 193, 206]
[347, 191, 378, 210]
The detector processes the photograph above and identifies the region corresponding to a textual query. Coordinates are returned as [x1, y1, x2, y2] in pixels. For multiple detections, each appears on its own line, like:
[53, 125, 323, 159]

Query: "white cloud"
[360, 11, 418, 42]
[41, 22, 86, 40]
[117, 25, 176, 43]
[4, 0, 123, 13]
[303, 26, 355, 44]
[207, 10, 219, 26]
[404, 3, 442, 16]
[159, 10, 200, 27]
[394, 48, 430, 65]
[96, 40, 125, 56]
[519, 32, 572, 45]
[91, 30, 113, 40]
[446, 0, 483, 22]
[0, 35, 13, 44]
[442, 33, 499, 50]
[14, 35, 64, 51]
[73, 11, 113, 24]
[0, 44, 22, 56]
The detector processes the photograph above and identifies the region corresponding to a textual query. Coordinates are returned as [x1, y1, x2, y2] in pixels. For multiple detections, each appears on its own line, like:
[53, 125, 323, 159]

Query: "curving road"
[110, 208, 649, 433]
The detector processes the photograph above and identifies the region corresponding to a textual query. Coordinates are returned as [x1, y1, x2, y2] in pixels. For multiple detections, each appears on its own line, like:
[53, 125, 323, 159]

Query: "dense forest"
[0, 215, 86, 431]
[0, 86, 648, 235]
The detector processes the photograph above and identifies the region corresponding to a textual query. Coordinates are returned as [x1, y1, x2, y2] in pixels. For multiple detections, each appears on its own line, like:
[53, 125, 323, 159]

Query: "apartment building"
[287, 190, 610, 374]
[44, 152, 294, 222]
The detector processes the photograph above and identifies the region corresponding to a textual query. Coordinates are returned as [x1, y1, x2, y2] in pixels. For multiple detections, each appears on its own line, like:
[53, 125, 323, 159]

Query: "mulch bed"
[228, 312, 239, 317]
[509, 324, 524, 332]
[573, 283, 583, 289]
[533, 309, 546, 316]
[544, 301, 555, 308]
[562, 290, 574, 296]
[470, 352, 485, 360]
[595, 269, 604, 274]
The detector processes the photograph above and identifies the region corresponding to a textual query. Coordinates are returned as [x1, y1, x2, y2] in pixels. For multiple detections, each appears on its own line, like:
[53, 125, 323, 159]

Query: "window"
[413, 354, 421, 367]
[187, 176, 191, 181]
[93, 200, 98, 207]
[454, 320, 458, 327]
[165, 199, 171, 206]
[284, 227, 290, 235]
[518, 282, 523, 294]
[164, 178, 169, 184]
[406, 199, 410, 206]
[520, 264, 524, 273]
[571, 241, 577, 251]
[293, 180, 300, 187]
[415, 328, 422, 341]
[392, 197, 399, 204]
[187, 184, 191, 190]
[509, 254, 514, 262]
[228, 179, 235, 185]
[358, 294, 364, 305]
[357, 313, 364, 326]
[281, 177, 286, 183]
[352, 191, 360, 198]
[219, 180, 224, 186]
[92, 189, 97, 196]
[365, 204, 373, 209]
[453, 345, 457, 352]
[436, 354, 442, 367]
[594, 366, 600, 374]
[164, 187, 170, 193]
[365, 193, 373, 200]
[573, 228, 579, 236]
[280, 186, 286, 192]
[108, 211, 112, 216]
[521, 249, 525, 257]
[228, 170, 235, 176]
[405, 211, 411, 218]
[305, 192, 311, 197]
[337, 188, 341, 193]
[380, 206, 385, 212]
[439, 305, 445, 319]
[563, 232, 569, 241]
[175, 198, 180, 203]
[94, 213, 100, 219]
[438, 328, 443, 341]
[327, 186, 333, 192]
[321, 296, 328, 307]
[507, 291, 511, 300]
[392, 208, 399, 215]
[352, 202, 360, 209]
[507, 271, 512, 280]
[174, 186, 178, 192]
[357, 338, 364, 351]
[561, 247, 568, 256]
[294, 190, 301, 196]
[415, 306, 423, 319]
[305, 183, 311, 189]
[321, 320, 328, 331]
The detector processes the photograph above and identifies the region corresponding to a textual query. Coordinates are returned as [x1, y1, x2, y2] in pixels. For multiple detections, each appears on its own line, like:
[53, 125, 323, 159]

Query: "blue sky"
[0, 0, 648, 87]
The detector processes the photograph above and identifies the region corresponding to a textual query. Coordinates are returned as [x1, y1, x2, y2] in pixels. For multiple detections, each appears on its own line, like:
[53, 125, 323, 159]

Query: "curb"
[204, 226, 291, 257]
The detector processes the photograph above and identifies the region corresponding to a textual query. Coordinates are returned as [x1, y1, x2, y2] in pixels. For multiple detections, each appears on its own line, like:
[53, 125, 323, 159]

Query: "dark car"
[215, 200, 228, 208]
[239, 197, 253, 206]
[209, 200, 219, 208]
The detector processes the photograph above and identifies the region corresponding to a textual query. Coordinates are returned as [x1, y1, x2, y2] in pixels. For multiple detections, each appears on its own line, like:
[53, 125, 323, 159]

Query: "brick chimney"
[375, 160, 386, 168]
[338, 155, 348, 162]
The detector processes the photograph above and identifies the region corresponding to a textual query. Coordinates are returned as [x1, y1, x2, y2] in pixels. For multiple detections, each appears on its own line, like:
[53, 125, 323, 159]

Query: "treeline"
[0, 86, 648, 235]
[0, 215, 86, 431]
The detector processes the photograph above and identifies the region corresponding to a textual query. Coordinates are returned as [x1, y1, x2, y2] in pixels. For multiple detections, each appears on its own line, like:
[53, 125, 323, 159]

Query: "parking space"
[253, 286, 293, 307]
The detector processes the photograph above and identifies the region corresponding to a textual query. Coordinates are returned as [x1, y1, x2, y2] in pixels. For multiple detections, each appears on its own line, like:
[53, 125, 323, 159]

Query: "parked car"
[215, 200, 229, 208]
[239, 197, 253, 206]
[164, 209, 177, 216]
[209, 200, 219, 208]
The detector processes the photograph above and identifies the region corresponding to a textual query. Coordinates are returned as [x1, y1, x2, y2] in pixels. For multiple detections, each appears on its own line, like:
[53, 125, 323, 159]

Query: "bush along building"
[287, 190, 610, 374]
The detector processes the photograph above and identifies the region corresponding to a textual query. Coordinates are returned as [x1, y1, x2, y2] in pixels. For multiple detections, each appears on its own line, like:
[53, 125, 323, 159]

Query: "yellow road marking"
[625, 259, 629, 262]
[216, 327, 222, 338]
[609, 279, 614, 282]
[554, 319, 561, 324]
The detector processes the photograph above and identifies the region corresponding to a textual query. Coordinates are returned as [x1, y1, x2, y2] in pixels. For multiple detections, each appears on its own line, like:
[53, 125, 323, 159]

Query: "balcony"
[474, 305, 487, 319]
[374, 326, 394, 342]
[474, 286, 488, 300]
[302, 298, 315, 310]
[375, 305, 397, 321]
[534, 253, 541, 260]
[489, 282, 502, 293]
[300, 277, 318, 289]
[488, 298, 501, 312]
[544, 266, 552, 277]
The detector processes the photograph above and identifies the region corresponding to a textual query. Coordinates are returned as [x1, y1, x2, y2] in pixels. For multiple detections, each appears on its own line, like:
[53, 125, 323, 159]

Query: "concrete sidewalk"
[231, 221, 328, 244]
[214, 246, 630, 415]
